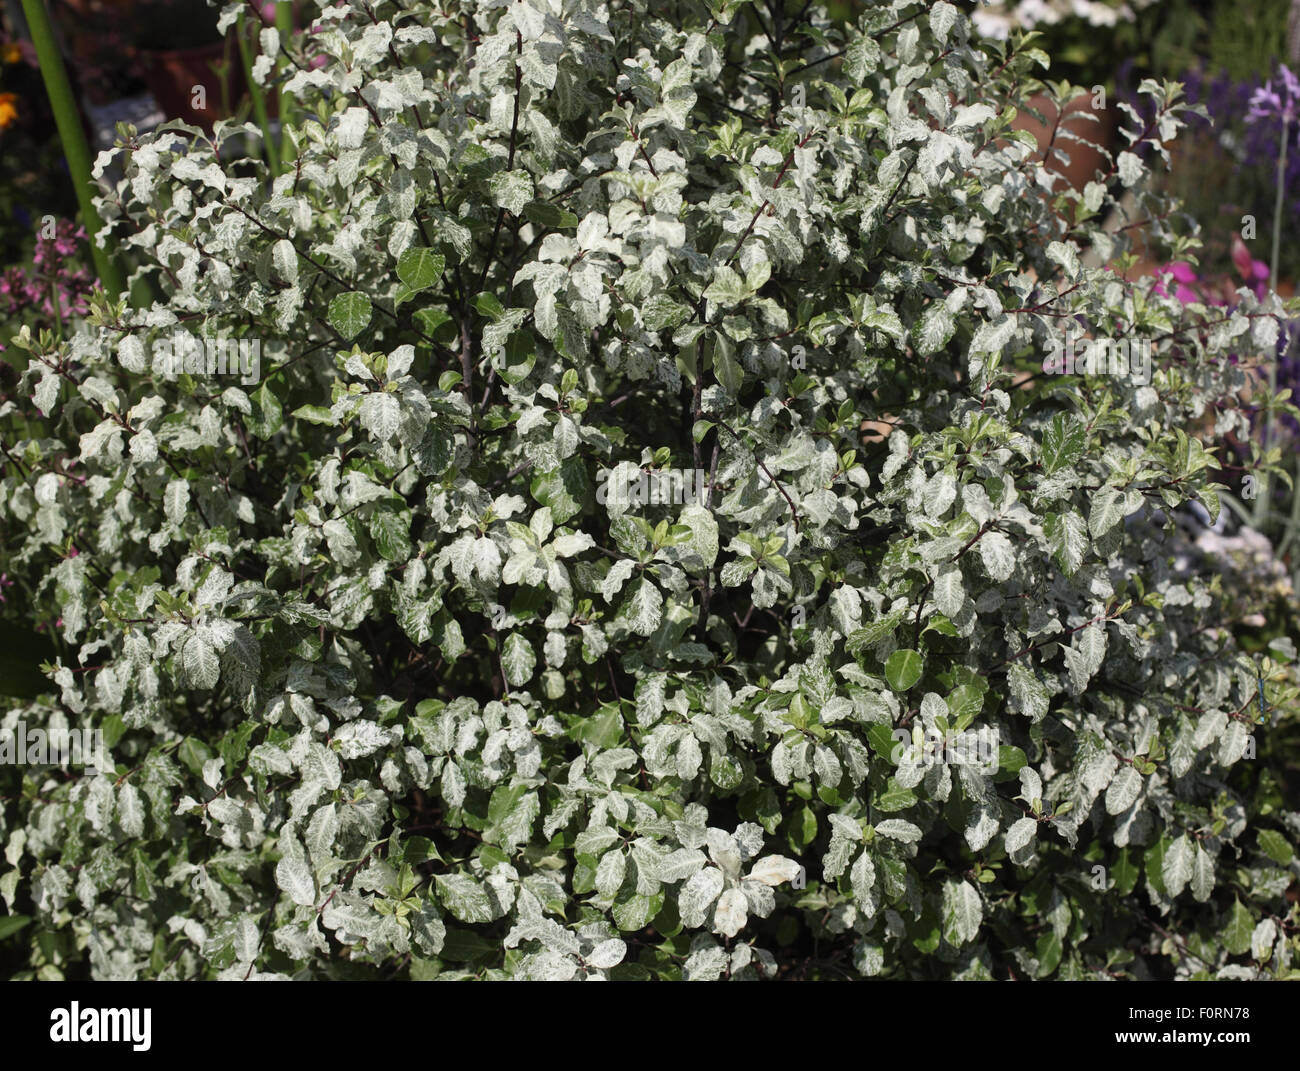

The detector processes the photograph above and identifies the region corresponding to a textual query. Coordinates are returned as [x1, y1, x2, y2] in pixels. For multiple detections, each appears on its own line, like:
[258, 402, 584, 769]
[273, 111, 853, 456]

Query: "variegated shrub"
[1, 0, 1298, 980]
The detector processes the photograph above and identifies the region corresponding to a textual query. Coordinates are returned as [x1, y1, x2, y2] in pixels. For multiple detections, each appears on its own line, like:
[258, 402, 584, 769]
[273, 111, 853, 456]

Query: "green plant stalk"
[1252, 122, 1290, 528]
[1276, 460, 1300, 560]
[20, 0, 124, 301]
[237, 11, 280, 177]
[1268, 128, 1287, 312]
[216, 39, 233, 118]
[275, 1, 296, 167]
[46, 267, 63, 344]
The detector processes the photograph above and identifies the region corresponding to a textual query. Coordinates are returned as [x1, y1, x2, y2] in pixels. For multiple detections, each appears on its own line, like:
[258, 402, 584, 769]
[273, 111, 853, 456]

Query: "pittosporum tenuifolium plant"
[1, 0, 1298, 980]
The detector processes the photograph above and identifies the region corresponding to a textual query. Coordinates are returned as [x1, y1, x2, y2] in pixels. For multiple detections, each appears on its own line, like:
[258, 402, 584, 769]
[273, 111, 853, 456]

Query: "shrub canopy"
[1, 0, 1297, 980]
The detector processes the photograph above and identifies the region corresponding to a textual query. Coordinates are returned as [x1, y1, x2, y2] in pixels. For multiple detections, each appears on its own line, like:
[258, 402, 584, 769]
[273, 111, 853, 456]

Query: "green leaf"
[293, 404, 336, 426]
[397, 248, 446, 292]
[1144, 837, 1170, 896]
[1035, 930, 1062, 977]
[947, 684, 984, 729]
[846, 610, 905, 655]
[530, 457, 589, 525]
[710, 332, 743, 394]
[438, 927, 498, 963]
[494, 330, 536, 386]
[329, 292, 373, 340]
[1040, 414, 1087, 476]
[884, 648, 923, 692]
[1257, 829, 1294, 866]
[644, 294, 693, 331]
[867, 723, 899, 760]
[1112, 848, 1140, 895]
[575, 704, 624, 748]
[414, 307, 453, 338]
[368, 507, 412, 562]
[523, 201, 579, 229]
[0, 915, 31, 940]
[613, 892, 661, 931]
[248, 382, 283, 439]
[996, 746, 1027, 777]
[875, 783, 917, 812]
[1222, 899, 1255, 956]
[475, 292, 505, 320]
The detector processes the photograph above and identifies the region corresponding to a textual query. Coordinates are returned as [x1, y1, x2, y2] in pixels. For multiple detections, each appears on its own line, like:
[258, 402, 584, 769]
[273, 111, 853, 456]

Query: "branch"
[716, 420, 802, 532]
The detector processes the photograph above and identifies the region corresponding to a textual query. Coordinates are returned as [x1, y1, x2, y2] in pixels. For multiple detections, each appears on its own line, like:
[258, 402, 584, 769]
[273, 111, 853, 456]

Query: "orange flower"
[1, 43, 21, 64]
[0, 92, 19, 130]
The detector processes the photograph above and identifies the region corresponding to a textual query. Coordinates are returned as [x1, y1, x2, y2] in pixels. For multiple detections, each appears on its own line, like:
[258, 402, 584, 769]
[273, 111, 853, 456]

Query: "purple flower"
[1247, 65, 1299, 125]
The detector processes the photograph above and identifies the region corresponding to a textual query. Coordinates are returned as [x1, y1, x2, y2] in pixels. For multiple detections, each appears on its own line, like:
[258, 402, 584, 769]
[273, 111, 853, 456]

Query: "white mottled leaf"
[941, 879, 983, 946]
[712, 887, 748, 937]
[1162, 835, 1195, 898]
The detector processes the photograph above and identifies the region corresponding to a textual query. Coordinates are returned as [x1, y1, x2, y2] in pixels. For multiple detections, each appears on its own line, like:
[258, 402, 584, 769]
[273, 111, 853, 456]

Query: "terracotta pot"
[1012, 92, 1118, 193]
[138, 38, 243, 130]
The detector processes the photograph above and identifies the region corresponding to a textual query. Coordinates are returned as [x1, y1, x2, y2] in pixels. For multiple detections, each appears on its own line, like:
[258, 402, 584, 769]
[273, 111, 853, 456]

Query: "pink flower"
[53, 226, 85, 258]
[1154, 262, 1203, 304]
[1231, 233, 1270, 299]
[4, 220, 94, 324]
